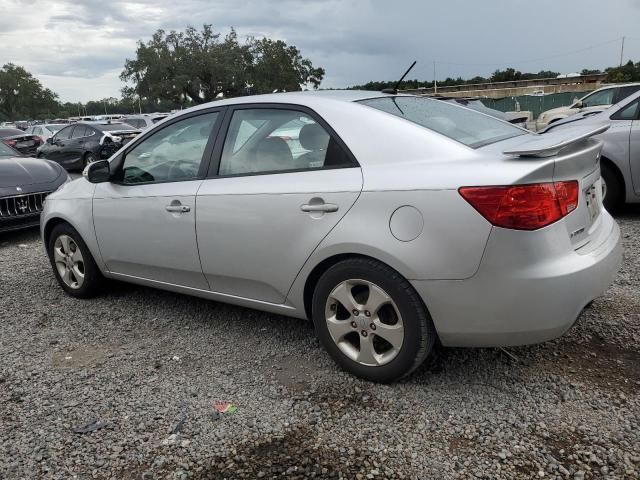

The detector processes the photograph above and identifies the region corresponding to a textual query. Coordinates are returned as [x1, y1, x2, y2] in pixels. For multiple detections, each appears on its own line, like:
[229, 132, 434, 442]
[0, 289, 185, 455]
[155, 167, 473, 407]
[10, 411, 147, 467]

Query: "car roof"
[186, 90, 396, 114]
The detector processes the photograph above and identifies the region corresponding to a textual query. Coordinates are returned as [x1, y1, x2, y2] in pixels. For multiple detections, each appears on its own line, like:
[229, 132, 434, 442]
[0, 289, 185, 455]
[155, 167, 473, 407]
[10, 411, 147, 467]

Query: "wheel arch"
[43, 217, 72, 247]
[601, 155, 626, 192]
[301, 252, 423, 321]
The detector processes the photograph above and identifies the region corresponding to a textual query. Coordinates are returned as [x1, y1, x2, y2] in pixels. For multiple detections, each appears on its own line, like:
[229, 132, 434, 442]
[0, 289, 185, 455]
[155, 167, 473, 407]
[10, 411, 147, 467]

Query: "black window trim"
[205, 102, 360, 179]
[108, 106, 227, 186]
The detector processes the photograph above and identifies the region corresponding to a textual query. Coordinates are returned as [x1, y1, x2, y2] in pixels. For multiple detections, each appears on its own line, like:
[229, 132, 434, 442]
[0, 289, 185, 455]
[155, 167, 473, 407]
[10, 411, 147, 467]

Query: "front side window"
[360, 96, 524, 148]
[580, 88, 615, 108]
[219, 109, 353, 175]
[118, 112, 219, 184]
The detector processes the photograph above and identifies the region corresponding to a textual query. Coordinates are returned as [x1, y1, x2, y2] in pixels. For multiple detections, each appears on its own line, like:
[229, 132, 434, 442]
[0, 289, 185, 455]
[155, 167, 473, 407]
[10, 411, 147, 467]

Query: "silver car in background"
[41, 91, 621, 382]
[543, 90, 640, 211]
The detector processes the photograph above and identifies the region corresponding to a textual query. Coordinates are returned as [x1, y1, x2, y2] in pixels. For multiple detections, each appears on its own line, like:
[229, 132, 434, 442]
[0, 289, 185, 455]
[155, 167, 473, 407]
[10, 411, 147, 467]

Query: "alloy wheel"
[53, 235, 85, 289]
[324, 279, 404, 367]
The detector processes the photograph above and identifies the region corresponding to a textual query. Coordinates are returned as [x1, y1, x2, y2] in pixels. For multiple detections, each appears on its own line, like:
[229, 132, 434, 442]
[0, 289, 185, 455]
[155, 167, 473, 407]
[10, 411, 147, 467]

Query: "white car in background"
[536, 83, 640, 131]
[25, 124, 66, 142]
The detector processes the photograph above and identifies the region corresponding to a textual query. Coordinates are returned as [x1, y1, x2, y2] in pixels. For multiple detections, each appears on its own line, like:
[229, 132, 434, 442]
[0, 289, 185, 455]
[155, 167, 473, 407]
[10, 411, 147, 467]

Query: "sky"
[0, 0, 639, 103]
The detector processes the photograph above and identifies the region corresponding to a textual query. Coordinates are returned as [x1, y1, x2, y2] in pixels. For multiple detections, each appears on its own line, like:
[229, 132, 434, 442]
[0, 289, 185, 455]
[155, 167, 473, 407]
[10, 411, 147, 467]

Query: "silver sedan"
[542, 90, 640, 211]
[41, 91, 622, 382]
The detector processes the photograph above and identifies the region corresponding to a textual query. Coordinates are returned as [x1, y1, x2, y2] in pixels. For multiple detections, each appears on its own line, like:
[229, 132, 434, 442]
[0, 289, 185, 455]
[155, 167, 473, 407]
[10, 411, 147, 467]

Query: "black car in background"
[0, 142, 69, 233]
[0, 127, 44, 156]
[36, 122, 140, 170]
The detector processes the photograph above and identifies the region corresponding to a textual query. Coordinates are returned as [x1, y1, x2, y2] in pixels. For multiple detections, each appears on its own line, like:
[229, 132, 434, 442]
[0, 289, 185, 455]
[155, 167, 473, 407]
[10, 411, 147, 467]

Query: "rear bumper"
[411, 212, 622, 347]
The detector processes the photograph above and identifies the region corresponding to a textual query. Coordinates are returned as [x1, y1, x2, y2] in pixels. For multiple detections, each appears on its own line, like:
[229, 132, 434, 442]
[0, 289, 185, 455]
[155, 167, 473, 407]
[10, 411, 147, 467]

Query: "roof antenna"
[382, 61, 417, 94]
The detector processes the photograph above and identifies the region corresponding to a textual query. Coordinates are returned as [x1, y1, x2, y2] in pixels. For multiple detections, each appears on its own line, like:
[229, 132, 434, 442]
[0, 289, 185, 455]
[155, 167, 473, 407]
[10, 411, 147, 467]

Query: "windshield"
[46, 124, 65, 132]
[359, 96, 525, 148]
[0, 142, 17, 156]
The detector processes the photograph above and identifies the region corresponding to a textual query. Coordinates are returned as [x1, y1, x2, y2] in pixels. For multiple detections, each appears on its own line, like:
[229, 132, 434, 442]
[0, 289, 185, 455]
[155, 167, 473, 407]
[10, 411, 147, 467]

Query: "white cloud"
[0, 0, 638, 102]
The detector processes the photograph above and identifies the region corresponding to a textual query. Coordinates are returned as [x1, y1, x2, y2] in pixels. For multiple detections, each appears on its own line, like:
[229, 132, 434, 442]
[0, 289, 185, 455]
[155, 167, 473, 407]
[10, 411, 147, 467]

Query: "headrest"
[299, 123, 329, 151]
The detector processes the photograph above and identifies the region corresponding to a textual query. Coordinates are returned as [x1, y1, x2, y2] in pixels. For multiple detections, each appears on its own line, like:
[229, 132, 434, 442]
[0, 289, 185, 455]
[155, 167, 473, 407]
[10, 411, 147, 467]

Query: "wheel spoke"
[59, 236, 70, 254]
[365, 284, 391, 313]
[330, 282, 359, 311]
[72, 264, 84, 281]
[373, 321, 404, 350]
[53, 247, 65, 264]
[356, 335, 379, 366]
[326, 316, 354, 341]
[62, 266, 72, 286]
[71, 248, 83, 263]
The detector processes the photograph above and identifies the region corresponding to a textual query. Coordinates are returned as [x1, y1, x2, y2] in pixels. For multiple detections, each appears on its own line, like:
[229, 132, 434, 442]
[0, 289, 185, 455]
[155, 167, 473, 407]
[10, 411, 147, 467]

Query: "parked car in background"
[0, 141, 70, 233]
[14, 121, 29, 131]
[536, 83, 640, 131]
[41, 91, 620, 382]
[436, 96, 530, 127]
[123, 115, 156, 130]
[0, 127, 43, 156]
[36, 122, 140, 171]
[25, 124, 66, 142]
[543, 90, 640, 211]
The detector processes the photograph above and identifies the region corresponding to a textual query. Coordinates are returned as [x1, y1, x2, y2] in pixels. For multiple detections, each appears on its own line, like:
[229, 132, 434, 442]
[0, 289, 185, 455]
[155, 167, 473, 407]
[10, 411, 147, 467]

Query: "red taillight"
[459, 181, 579, 231]
[4, 139, 17, 147]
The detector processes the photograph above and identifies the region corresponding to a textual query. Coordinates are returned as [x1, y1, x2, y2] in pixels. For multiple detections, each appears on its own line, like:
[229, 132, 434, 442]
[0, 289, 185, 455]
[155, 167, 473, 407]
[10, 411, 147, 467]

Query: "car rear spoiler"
[503, 124, 609, 157]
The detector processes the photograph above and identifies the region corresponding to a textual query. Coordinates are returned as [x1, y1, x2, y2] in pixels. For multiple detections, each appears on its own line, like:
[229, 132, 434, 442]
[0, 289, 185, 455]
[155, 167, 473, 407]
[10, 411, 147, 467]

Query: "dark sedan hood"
[0, 156, 63, 188]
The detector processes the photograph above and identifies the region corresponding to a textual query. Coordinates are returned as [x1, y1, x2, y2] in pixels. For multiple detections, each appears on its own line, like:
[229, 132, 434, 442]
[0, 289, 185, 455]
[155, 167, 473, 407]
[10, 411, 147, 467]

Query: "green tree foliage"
[120, 25, 324, 104]
[605, 60, 640, 83]
[0, 64, 60, 120]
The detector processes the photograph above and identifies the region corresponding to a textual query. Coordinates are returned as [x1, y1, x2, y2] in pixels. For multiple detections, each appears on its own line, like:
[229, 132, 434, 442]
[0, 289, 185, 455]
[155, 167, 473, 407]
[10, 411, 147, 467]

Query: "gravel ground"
[1, 207, 639, 480]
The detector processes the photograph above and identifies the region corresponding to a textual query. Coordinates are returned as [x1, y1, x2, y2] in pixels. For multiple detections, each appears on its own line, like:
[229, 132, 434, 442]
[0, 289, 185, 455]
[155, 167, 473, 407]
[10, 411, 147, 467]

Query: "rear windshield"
[359, 96, 525, 148]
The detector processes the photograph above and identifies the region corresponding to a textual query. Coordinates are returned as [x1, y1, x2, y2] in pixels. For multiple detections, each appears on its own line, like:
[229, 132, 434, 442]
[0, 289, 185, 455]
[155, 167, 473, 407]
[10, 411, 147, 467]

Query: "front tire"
[83, 152, 97, 169]
[47, 223, 103, 298]
[312, 258, 436, 383]
[601, 163, 623, 212]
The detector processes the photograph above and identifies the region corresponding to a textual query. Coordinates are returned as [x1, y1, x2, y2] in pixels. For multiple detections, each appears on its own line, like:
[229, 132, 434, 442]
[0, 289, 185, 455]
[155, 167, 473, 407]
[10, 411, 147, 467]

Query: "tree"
[605, 60, 640, 83]
[0, 63, 60, 120]
[121, 25, 324, 104]
[250, 38, 324, 93]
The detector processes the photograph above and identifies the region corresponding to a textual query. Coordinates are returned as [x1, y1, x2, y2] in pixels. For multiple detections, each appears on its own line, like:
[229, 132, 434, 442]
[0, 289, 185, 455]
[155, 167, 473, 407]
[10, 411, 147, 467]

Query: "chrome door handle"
[300, 203, 338, 213]
[165, 204, 190, 213]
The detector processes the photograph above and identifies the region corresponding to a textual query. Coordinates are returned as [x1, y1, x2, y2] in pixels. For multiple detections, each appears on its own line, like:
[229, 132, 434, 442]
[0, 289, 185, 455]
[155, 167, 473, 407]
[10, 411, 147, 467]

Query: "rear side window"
[611, 100, 640, 121]
[218, 108, 354, 175]
[359, 97, 524, 148]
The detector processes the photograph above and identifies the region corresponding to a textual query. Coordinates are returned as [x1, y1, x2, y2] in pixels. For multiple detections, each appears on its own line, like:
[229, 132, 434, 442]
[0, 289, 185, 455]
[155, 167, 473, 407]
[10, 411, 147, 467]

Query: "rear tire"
[312, 258, 436, 383]
[601, 163, 623, 212]
[47, 223, 103, 298]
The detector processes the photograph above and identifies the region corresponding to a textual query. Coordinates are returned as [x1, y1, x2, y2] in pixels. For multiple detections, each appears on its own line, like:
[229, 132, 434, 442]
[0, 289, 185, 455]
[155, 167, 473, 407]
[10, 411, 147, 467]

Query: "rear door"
[196, 105, 362, 304]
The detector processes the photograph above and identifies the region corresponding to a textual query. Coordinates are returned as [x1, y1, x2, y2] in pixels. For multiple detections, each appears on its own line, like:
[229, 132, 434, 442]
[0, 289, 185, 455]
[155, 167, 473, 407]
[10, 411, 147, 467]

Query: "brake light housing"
[459, 181, 579, 231]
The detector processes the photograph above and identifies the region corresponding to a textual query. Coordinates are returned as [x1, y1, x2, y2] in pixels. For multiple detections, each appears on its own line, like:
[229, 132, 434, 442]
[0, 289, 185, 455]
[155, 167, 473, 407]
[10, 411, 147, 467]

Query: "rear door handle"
[165, 203, 191, 213]
[300, 203, 338, 213]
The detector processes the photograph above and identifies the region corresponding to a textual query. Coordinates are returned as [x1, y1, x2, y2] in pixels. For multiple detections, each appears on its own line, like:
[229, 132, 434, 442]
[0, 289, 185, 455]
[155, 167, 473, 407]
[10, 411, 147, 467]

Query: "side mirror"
[83, 159, 110, 183]
[46, 137, 53, 144]
[573, 100, 583, 109]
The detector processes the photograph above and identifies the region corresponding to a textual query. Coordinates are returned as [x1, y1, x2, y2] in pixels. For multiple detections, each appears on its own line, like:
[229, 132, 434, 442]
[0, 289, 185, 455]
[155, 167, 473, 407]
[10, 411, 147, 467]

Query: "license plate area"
[16, 140, 35, 148]
[584, 182, 601, 221]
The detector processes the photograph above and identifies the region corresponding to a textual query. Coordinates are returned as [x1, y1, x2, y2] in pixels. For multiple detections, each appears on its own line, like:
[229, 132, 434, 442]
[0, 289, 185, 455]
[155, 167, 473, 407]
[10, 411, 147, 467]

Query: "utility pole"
[620, 36, 625, 66]
[433, 61, 437, 94]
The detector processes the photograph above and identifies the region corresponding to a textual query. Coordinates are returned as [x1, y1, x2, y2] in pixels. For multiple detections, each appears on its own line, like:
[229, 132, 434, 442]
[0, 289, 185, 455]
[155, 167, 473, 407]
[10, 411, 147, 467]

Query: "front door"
[196, 106, 363, 304]
[631, 118, 640, 195]
[93, 110, 222, 289]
